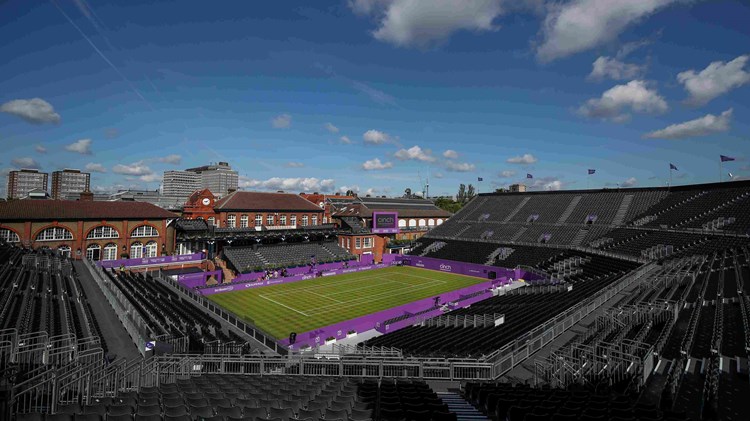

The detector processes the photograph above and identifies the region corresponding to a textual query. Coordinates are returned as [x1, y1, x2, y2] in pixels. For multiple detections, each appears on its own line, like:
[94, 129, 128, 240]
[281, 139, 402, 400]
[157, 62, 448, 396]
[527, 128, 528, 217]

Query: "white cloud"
[507, 154, 537, 164]
[139, 173, 161, 183]
[65, 138, 93, 155]
[443, 161, 476, 172]
[499, 170, 516, 178]
[351, 0, 504, 48]
[678, 55, 750, 106]
[394, 145, 435, 162]
[158, 154, 182, 165]
[443, 149, 459, 159]
[621, 177, 637, 187]
[362, 158, 394, 170]
[536, 0, 683, 61]
[271, 113, 292, 128]
[0, 98, 61, 124]
[578, 80, 668, 122]
[339, 185, 360, 194]
[34, 145, 47, 154]
[325, 122, 339, 133]
[363, 129, 392, 144]
[112, 161, 152, 176]
[339, 135, 353, 144]
[239, 176, 336, 193]
[644, 109, 733, 140]
[433, 172, 444, 179]
[11, 157, 40, 169]
[285, 162, 305, 168]
[530, 176, 566, 191]
[85, 162, 107, 173]
[589, 56, 645, 81]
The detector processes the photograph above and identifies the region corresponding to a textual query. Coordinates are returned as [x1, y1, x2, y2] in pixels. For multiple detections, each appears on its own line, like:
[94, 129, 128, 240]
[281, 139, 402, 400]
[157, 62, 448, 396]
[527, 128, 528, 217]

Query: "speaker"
[488, 271, 496, 280]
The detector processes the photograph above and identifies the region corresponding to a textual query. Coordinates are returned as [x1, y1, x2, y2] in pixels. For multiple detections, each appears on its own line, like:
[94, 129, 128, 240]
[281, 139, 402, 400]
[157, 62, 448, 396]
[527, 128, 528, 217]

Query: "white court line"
[258, 294, 310, 317]
[324, 279, 405, 297]
[306, 279, 446, 316]
[308, 290, 343, 303]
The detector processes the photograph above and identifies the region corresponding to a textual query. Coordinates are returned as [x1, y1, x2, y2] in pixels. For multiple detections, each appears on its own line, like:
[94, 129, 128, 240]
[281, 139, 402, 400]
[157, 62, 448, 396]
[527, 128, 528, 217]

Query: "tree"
[467, 184, 476, 201]
[434, 197, 462, 214]
[345, 190, 357, 197]
[457, 184, 466, 204]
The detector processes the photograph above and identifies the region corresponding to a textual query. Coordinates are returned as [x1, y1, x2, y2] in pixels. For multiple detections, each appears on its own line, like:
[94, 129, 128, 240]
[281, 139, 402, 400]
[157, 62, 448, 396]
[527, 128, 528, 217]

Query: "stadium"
[1, 179, 750, 421]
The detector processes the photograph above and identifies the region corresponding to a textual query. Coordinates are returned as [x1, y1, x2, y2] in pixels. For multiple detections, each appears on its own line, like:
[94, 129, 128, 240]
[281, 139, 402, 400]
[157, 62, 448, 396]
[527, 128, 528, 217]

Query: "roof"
[0, 200, 178, 221]
[215, 191, 324, 212]
[334, 199, 452, 218]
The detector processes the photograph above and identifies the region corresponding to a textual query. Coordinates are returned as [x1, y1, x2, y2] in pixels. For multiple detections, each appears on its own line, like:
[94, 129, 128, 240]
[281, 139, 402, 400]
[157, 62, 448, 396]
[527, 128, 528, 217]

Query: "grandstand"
[3, 180, 750, 421]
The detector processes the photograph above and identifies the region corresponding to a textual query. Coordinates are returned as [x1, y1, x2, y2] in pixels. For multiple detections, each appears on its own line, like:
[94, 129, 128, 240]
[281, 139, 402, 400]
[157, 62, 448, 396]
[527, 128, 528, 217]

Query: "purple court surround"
[99, 252, 204, 269]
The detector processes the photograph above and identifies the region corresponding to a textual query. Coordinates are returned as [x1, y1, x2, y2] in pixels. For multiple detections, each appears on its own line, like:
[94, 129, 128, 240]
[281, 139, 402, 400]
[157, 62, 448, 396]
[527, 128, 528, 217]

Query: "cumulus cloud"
[339, 135, 353, 144]
[85, 162, 107, 173]
[621, 177, 637, 187]
[394, 145, 435, 162]
[578, 80, 668, 122]
[678, 55, 750, 106]
[325, 122, 339, 133]
[112, 161, 152, 176]
[443, 161, 476, 172]
[339, 185, 360, 194]
[65, 138, 93, 155]
[158, 154, 182, 165]
[644, 109, 733, 140]
[362, 158, 394, 170]
[271, 113, 292, 128]
[589, 56, 645, 81]
[499, 170, 516, 178]
[363, 129, 392, 144]
[0, 98, 61, 124]
[11, 157, 40, 169]
[285, 162, 305, 168]
[351, 0, 505, 48]
[536, 0, 683, 62]
[239, 176, 336, 193]
[507, 154, 538, 164]
[443, 149, 459, 159]
[139, 173, 161, 183]
[529, 176, 566, 191]
[34, 145, 47, 154]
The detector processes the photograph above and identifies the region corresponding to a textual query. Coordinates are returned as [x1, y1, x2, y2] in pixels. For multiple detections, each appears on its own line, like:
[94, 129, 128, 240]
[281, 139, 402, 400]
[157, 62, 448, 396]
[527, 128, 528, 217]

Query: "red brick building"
[299, 192, 357, 225]
[0, 197, 177, 260]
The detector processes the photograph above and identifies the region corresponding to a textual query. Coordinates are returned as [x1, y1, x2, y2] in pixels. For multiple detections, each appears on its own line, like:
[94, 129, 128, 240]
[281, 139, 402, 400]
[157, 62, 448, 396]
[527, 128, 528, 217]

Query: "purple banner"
[372, 211, 399, 234]
[176, 270, 223, 288]
[99, 253, 204, 269]
[232, 258, 361, 283]
[396, 255, 523, 281]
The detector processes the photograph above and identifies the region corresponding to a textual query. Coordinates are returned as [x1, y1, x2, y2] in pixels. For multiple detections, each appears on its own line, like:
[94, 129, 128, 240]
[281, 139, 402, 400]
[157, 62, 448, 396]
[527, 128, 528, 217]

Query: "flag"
[588, 169, 596, 175]
[670, 163, 678, 171]
[728, 172, 734, 178]
[526, 173, 533, 179]
[477, 177, 483, 182]
[720, 155, 736, 162]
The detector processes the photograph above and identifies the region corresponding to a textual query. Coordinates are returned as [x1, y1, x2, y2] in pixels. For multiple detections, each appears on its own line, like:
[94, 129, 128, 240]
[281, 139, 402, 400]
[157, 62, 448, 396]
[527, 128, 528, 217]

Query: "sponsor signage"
[100, 253, 204, 269]
[372, 212, 400, 234]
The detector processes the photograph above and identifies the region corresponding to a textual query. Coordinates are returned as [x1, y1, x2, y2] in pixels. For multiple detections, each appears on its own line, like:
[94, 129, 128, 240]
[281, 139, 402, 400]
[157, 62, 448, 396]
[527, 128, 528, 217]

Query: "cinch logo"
[439, 264, 452, 271]
[378, 217, 395, 224]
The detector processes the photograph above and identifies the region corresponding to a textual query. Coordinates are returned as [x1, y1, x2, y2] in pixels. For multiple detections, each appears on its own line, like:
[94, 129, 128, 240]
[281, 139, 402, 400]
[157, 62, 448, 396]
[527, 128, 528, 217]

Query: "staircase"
[461, 198, 488, 222]
[557, 195, 582, 223]
[510, 226, 527, 242]
[437, 392, 489, 421]
[452, 224, 472, 239]
[503, 197, 531, 223]
[570, 229, 589, 247]
[611, 194, 634, 225]
[214, 259, 235, 283]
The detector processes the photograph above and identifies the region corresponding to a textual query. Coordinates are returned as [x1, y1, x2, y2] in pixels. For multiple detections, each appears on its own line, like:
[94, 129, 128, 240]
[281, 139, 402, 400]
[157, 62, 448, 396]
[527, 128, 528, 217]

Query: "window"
[57, 246, 71, 258]
[87, 226, 119, 239]
[240, 215, 248, 228]
[418, 219, 426, 227]
[290, 215, 297, 226]
[323, 217, 327, 224]
[103, 243, 118, 261]
[363, 237, 373, 248]
[227, 215, 236, 228]
[130, 242, 143, 259]
[346, 238, 350, 248]
[267, 215, 274, 225]
[145, 241, 158, 258]
[36, 227, 73, 241]
[312, 216, 318, 226]
[280, 215, 287, 225]
[428, 219, 435, 226]
[409, 219, 417, 228]
[255, 214, 262, 226]
[131, 225, 159, 237]
[86, 244, 101, 260]
[302, 215, 308, 226]
[355, 238, 361, 249]
[0, 229, 19, 243]
[207, 217, 216, 227]
[437, 219, 444, 225]
[398, 219, 407, 228]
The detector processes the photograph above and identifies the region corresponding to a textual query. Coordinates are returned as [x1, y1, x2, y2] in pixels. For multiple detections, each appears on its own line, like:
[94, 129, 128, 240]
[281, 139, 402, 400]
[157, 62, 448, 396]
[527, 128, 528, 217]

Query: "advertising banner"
[372, 211, 399, 234]
[99, 252, 204, 269]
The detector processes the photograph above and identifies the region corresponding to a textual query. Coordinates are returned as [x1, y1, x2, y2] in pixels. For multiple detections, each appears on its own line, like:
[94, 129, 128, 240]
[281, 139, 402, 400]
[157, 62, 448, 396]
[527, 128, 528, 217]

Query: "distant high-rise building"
[7, 169, 48, 199]
[162, 170, 201, 198]
[51, 169, 90, 200]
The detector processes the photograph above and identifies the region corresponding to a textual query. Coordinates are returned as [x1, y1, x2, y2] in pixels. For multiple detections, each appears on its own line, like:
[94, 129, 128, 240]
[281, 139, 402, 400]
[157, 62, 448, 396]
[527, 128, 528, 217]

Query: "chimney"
[80, 189, 94, 202]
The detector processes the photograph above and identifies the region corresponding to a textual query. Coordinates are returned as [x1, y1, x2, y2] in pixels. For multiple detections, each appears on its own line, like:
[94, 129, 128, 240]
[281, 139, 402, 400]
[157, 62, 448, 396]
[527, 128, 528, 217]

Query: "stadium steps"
[437, 392, 490, 421]
[452, 224, 472, 239]
[612, 194, 634, 226]
[557, 195, 582, 223]
[570, 229, 589, 247]
[502, 197, 531, 223]
[510, 226, 527, 242]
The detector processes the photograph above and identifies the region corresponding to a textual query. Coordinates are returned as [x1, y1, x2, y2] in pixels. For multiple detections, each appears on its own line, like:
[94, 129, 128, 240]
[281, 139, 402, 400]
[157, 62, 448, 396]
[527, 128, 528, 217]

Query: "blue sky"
[1, 0, 749, 198]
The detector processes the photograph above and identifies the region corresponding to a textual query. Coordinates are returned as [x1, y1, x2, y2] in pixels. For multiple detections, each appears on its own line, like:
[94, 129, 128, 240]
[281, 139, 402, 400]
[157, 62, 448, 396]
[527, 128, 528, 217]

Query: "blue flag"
[588, 169, 596, 175]
[526, 173, 533, 179]
[720, 155, 736, 162]
[477, 177, 483, 182]
[670, 163, 678, 171]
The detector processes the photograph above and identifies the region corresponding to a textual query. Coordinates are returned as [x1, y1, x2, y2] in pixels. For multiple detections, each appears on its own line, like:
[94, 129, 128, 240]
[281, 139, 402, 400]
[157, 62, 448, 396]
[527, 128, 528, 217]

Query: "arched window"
[36, 227, 73, 241]
[130, 242, 144, 259]
[428, 219, 435, 226]
[87, 226, 119, 239]
[57, 246, 71, 258]
[408, 219, 417, 228]
[437, 219, 444, 225]
[86, 244, 101, 261]
[255, 214, 262, 226]
[0, 228, 20, 243]
[418, 219, 426, 227]
[240, 215, 248, 228]
[103, 243, 118, 261]
[266, 214, 274, 225]
[312, 215, 318, 225]
[398, 219, 407, 228]
[302, 215, 309, 226]
[131, 225, 158, 238]
[227, 215, 236, 228]
[145, 241, 158, 258]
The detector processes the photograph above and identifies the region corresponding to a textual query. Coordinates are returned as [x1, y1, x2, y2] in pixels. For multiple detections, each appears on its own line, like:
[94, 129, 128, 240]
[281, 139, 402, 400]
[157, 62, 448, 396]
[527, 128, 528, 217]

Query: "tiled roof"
[0, 200, 178, 221]
[334, 202, 451, 218]
[215, 191, 323, 212]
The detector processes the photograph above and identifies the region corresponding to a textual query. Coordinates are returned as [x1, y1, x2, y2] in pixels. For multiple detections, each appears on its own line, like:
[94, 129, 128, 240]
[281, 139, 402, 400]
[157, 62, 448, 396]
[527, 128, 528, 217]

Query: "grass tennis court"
[207, 266, 485, 338]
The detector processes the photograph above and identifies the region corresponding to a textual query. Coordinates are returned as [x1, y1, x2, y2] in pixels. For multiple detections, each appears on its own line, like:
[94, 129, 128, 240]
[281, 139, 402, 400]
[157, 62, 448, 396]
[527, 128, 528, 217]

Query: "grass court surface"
[207, 266, 485, 338]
